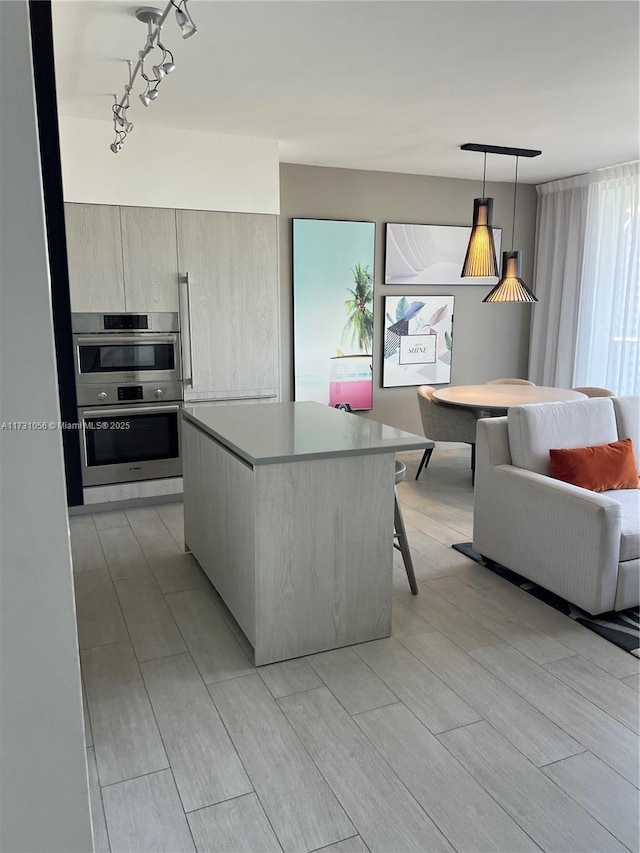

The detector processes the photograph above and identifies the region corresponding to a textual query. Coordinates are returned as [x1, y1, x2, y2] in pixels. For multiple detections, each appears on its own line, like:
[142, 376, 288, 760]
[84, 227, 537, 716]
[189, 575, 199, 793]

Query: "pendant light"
[483, 152, 540, 304]
[461, 150, 499, 278]
[461, 144, 542, 302]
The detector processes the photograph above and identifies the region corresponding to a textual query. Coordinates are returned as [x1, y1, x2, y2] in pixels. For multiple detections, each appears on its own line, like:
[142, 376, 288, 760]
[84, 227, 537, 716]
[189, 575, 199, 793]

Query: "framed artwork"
[292, 218, 376, 411]
[383, 295, 455, 388]
[385, 222, 501, 285]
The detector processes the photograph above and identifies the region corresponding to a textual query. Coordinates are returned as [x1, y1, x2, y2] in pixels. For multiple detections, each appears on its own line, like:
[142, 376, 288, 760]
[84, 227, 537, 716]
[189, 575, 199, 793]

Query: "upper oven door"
[74, 334, 181, 385]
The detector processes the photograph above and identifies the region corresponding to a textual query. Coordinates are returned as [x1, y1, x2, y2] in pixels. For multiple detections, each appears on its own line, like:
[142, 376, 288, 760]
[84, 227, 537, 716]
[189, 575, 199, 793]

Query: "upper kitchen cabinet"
[65, 203, 126, 312]
[120, 206, 179, 312]
[176, 210, 279, 400]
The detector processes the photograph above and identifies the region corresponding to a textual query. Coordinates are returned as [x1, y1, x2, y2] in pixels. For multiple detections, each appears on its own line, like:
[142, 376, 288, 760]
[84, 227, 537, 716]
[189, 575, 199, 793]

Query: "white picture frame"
[383, 295, 454, 388]
[385, 222, 501, 285]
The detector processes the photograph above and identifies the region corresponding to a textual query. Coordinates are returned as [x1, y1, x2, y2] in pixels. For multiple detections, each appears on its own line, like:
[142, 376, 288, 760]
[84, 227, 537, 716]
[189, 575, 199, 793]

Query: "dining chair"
[571, 386, 615, 397]
[486, 378, 536, 385]
[416, 385, 477, 480]
[394, 460, 418, 594]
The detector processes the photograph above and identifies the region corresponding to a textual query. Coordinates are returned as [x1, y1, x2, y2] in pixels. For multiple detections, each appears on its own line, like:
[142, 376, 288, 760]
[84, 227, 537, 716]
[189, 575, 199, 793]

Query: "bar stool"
[394, 460, 418, 595]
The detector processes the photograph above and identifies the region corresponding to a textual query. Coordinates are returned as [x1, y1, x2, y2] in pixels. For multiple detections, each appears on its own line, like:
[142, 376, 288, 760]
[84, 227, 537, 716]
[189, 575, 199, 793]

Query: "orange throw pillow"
[549, 437, 639, 492]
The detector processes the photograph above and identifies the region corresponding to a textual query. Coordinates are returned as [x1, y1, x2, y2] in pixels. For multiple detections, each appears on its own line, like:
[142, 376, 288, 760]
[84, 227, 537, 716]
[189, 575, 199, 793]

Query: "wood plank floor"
[71, 444, 640, 853]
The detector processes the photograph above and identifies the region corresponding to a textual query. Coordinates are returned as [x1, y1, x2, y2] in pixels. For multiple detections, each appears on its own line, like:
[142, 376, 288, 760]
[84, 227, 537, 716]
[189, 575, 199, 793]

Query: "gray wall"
[279, 163, 537, 434]
[0, 2, 93, 850]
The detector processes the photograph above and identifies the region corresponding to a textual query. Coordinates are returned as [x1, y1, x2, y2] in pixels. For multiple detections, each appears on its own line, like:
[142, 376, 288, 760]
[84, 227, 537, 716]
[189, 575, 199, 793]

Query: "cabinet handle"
[180, 272, 195, 389]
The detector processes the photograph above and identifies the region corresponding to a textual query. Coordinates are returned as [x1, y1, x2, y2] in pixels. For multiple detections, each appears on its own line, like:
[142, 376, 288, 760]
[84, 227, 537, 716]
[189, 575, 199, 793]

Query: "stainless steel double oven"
[73, 313, 183, 487]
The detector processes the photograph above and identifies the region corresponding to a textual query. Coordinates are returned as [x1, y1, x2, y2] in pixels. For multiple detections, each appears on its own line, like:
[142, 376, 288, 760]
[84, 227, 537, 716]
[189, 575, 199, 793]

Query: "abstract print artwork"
[383, 295, 454, 387]
[385, 222, 501, 285]
[293, 218, 376, 411]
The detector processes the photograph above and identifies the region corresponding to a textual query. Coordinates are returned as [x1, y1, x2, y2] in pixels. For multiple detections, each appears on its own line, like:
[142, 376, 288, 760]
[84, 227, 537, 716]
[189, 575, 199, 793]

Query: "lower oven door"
[79, 402, 182, 487]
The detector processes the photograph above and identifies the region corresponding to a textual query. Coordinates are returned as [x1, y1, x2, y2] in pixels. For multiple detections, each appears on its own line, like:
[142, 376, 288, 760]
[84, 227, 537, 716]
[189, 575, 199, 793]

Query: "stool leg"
[394, 489, 418, 595]
[415, 447, 434, 480]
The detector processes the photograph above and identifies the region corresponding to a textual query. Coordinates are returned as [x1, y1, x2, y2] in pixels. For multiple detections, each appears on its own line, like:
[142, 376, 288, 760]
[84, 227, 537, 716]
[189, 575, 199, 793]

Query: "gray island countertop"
[182, 400, 431, 466]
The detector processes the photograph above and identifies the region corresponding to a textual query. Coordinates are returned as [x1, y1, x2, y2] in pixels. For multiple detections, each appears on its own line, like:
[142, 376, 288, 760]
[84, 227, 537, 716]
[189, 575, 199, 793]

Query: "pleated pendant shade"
[461, 198, 499, 278]
[483, 251, 538, 303]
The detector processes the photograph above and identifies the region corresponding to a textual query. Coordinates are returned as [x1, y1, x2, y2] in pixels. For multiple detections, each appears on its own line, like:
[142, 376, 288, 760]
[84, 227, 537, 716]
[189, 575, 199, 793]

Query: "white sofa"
[473, 396, 640, 614]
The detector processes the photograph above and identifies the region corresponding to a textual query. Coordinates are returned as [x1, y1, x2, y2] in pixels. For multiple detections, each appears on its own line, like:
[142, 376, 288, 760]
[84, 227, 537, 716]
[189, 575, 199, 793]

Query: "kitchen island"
[181, 401, 431, 665]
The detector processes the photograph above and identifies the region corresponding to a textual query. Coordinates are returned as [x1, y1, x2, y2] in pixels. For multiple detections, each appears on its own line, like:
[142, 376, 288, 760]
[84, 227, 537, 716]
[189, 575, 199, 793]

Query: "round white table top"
[431, 384, 587, 411]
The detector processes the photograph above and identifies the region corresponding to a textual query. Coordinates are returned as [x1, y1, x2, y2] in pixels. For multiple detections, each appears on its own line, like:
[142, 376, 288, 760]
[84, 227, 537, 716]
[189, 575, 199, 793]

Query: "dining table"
[431, 384, 587, 414]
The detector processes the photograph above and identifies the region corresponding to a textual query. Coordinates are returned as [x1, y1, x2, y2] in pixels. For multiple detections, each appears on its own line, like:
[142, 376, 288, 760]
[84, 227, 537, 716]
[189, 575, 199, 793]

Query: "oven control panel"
[103, 314, 149, 330]
[76, 382, 183, 407]
[71, 312, 179, 334]
[118, 386, 144, 401]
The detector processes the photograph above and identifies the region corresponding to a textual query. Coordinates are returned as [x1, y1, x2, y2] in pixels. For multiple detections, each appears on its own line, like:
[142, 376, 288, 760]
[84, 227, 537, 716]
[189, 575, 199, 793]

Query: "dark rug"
[452, 542, 640, 658]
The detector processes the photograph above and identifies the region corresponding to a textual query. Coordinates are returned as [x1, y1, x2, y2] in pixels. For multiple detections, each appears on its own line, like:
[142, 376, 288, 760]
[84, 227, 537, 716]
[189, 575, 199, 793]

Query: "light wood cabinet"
[65, 203, 126, 312]
[65, 203, 280, 401]
[182, 421, 203, 555]
[121, 206, 179, 312]
[176, 210, 279, 399]
[66, 204, 179, 313]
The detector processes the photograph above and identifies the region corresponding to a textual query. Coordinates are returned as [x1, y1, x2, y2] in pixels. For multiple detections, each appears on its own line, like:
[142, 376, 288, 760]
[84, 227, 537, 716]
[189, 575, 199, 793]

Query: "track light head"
[180, 21, 197, 39]
[156, 41, 175, 75]
[139, 91, 151, 107]
[110, 142, 121, 154]
[148, 87, 159, 101]
[175, 2, 197, 38]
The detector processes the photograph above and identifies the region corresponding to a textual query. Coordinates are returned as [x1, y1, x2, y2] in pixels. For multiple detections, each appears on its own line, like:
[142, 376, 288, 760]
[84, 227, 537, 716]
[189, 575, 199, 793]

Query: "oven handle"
[74, 334, 179, 347]
[81, 404, 181, 419]
[179, 272, 194, 389]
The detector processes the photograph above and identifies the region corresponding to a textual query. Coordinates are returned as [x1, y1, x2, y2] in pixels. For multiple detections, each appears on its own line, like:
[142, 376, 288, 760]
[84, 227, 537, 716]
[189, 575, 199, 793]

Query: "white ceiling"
[52, 0, 640, 183]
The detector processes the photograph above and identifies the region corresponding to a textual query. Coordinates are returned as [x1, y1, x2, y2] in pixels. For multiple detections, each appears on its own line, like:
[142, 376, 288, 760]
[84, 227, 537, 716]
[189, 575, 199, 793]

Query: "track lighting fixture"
[110, 2, 198, 153]
[461, 143, 542, 303]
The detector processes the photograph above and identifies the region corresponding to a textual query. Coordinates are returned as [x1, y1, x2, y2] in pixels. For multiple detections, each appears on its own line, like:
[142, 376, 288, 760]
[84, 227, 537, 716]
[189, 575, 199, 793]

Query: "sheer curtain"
[529, 162, 640, 394]
[529, 175, 590, 388]
[574, 163, 639, 394]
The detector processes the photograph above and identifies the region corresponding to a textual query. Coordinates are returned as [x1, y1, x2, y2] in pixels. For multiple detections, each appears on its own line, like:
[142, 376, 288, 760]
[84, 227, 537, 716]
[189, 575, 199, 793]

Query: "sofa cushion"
[508, 398, 619, 475]
[612, 396, 640, 473]
[549, 437, 639, 492]
[601, 488, 640, 561]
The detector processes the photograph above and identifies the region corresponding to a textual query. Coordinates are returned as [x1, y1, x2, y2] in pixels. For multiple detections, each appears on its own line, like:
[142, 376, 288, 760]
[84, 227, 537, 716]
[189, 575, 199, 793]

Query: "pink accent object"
[329, 379, 372, 410]
[329, 354, 373, 410]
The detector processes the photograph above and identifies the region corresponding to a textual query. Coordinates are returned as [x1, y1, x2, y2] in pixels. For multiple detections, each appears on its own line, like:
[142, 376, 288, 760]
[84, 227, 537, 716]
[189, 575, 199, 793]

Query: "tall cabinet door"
[176, 210, 279, 398]
[121, 206, 179, 312]
[65, 203, 125, 312]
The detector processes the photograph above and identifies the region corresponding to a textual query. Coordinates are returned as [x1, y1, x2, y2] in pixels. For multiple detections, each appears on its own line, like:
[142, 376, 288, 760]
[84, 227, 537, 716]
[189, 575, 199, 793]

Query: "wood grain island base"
[182, 402, 431, 665]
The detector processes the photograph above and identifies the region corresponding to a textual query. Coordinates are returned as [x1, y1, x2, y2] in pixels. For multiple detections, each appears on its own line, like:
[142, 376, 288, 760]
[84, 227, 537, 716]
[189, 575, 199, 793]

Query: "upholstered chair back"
[571, 386, 615, 397]
[417, 385, 477, 445]
[487, 378, 536, 386]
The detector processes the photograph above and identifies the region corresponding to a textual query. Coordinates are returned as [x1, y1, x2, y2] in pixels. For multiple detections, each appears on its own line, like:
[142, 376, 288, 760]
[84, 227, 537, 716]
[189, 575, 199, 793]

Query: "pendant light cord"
[511, 156, 519, 251]
[482, 151, 487, 198]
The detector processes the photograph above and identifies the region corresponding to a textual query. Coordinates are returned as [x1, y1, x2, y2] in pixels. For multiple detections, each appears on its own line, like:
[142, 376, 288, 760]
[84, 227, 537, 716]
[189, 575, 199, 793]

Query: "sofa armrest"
[473, 463, 623, 614]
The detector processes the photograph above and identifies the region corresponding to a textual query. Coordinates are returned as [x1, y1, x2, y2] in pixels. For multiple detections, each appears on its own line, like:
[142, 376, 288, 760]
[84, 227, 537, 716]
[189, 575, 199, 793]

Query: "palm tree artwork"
[328, 263, 375, 411]
[342, 263, 374, 353]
